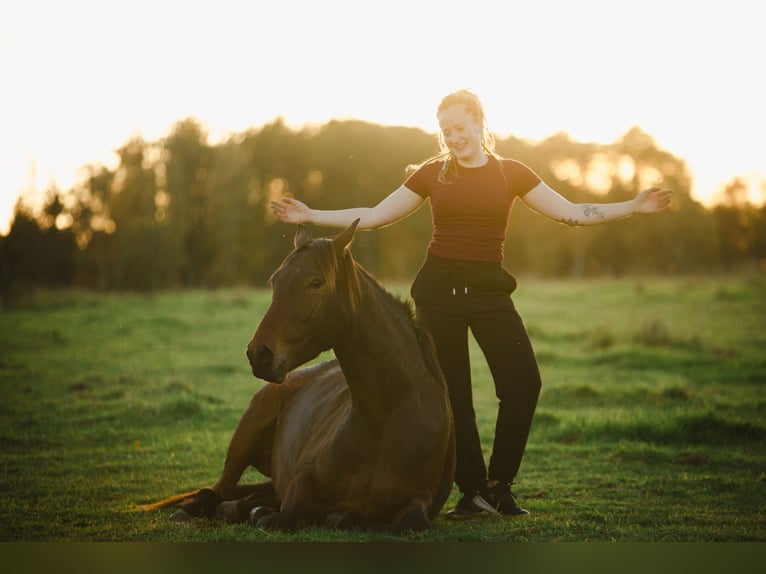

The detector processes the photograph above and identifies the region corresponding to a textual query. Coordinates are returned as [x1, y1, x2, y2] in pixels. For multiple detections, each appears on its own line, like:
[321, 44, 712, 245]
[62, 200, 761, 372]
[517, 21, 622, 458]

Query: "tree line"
[2, 118, 764, 293]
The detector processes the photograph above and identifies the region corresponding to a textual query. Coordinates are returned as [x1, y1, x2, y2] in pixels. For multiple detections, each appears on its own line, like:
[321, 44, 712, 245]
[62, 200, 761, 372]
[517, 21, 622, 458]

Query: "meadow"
[1, 276, 764, 542]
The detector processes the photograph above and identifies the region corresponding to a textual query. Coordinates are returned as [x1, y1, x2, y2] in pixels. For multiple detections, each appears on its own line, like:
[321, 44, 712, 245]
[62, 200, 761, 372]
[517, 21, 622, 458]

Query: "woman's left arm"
[521, 182, 673, 226]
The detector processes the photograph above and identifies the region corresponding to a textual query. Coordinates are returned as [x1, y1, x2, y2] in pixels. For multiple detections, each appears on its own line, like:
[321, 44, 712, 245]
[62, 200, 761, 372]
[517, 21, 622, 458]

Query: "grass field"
[1, 276, 765, 542]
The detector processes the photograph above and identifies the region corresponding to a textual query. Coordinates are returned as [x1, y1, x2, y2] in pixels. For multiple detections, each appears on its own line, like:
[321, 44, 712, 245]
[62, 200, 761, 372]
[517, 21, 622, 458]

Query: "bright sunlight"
[1, 0, 764, 234]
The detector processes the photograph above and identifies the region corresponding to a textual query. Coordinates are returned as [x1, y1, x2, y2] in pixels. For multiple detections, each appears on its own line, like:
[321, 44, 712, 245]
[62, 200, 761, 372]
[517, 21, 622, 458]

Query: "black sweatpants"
[411, 254, 542, 495]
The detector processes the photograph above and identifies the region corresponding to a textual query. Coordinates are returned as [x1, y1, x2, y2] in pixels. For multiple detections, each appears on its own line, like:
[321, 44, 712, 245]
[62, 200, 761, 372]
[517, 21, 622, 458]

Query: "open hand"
[270, 197, 311, 224]
[634, 187, 673, 214]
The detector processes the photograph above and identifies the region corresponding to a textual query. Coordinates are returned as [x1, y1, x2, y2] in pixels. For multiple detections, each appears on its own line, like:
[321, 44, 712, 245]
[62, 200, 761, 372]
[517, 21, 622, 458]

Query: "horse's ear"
[294, 225, 313, 250]
[333, 219, 359, 256]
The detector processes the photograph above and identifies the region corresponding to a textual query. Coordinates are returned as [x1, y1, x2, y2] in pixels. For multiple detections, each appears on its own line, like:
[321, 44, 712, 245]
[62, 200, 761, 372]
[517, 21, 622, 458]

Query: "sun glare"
[1, 0, 764, 235]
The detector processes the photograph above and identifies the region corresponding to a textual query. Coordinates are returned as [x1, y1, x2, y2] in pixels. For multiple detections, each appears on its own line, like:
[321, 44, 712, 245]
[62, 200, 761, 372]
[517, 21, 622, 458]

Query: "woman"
[270, 89, 672, 518]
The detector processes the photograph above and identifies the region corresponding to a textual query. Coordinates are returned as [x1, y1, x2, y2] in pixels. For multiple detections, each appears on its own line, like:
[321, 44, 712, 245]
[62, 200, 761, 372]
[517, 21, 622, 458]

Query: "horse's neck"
[333, 277, 433, 411]
[336, 282, 414, 373]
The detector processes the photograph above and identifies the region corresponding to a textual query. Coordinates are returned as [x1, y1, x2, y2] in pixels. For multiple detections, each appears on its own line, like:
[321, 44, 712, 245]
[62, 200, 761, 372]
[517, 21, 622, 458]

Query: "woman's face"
[438, 104, 485, 165]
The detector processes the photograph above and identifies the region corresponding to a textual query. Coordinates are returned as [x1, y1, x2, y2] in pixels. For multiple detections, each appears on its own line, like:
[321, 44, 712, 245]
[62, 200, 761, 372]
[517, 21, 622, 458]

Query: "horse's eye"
[308, 278, 324, 289]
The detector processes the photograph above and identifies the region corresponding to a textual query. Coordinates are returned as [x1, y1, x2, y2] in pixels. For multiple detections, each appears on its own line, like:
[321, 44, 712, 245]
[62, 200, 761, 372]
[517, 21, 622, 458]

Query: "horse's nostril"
[247, 344, 285, 382]
[253, 344, 273, 368]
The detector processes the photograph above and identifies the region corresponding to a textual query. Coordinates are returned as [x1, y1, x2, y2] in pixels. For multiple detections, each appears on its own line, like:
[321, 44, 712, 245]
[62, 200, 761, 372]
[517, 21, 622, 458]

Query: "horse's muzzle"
[247, 344, 288, 383]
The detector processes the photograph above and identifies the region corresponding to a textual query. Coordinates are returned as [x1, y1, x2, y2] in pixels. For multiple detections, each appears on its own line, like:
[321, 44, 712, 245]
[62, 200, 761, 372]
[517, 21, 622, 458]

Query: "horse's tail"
[131, 483, 276, 513]
[131, 489, 202, 512]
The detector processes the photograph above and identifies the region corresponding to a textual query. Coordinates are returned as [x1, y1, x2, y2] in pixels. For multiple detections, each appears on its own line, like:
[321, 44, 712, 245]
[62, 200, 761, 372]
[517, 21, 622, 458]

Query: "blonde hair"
[408, 89, 500, 183]
[437, 89, 496, 155]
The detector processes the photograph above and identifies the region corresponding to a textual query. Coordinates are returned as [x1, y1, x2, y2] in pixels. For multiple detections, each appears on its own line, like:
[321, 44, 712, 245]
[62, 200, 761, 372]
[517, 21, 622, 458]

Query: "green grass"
[1, 276, 765, 542]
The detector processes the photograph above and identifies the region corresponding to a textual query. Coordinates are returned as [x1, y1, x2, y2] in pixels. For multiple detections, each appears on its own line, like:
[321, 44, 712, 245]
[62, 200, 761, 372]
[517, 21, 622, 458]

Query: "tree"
[107, 136, 166, 289]
[1, 118, 742, 289]
[162, 118, 215, 286]
[2, 191, 77, 290]
[713, 178, 764, 270]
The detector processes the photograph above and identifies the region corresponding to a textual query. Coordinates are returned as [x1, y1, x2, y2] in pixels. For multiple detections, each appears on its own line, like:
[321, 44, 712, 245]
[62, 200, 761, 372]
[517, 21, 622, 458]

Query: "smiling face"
[437, 104, 486, 167]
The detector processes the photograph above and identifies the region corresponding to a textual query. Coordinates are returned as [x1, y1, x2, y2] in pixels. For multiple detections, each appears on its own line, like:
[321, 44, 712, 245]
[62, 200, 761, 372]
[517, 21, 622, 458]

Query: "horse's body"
[143, 222, 455, 531]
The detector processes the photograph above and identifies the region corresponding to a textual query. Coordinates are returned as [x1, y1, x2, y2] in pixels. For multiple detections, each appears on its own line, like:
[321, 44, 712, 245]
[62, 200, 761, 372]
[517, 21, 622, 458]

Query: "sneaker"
[473, 482, 529, 516]
[446, 493, 484, 520]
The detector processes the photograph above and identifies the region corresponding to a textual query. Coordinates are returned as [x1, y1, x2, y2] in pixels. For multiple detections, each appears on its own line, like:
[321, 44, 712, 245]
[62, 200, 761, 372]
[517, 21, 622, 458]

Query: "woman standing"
[270, 90, 672, 518]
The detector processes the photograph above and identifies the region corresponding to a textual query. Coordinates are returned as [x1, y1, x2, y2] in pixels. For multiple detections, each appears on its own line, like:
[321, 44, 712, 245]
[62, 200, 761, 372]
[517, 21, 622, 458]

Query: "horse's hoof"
[397, 507, 429, 533]
[254, 509, 294, 531]
[216, 501, 243, 524]
[193, 488, 219, 516]
[326, 511, 359, 530]
[169, 508, 193, 523]
[249, 506, 275, 527]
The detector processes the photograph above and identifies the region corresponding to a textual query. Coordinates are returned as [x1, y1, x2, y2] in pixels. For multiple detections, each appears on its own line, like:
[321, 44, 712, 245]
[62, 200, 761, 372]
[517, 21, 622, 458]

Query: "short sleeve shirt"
[404, 156, 541, 262]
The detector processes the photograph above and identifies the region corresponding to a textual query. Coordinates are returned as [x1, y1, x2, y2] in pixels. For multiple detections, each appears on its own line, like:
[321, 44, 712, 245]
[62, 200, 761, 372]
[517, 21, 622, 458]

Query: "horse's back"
[254, 359, 344, 406]
[271, 361, 350, 469]
[234, 359, 344, 476]
[269, 362, 453, 523]
[283, 359, 344, 390]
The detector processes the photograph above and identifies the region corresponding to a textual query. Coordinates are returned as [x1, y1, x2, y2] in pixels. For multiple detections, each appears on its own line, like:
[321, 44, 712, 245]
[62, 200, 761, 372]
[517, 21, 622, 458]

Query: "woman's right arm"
[269, 185, 425, 230]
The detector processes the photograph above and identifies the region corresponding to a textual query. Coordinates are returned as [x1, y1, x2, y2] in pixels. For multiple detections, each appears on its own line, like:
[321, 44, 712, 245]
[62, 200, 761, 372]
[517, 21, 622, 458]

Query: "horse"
[140, 221, 455, 532]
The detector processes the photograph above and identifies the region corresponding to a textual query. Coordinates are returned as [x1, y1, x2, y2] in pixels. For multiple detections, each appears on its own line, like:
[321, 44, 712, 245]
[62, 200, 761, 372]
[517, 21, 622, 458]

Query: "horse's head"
[246, 220, 361, 383]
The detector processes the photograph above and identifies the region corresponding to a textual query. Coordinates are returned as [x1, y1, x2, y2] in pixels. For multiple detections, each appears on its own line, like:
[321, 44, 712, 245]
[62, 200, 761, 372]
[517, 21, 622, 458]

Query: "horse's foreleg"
[170, 444, 254, 522]
[392, 490, 433, 533]
[216, 482, 278, 524]
[215, 388, 279, 494]
[172, 389, 279, 522]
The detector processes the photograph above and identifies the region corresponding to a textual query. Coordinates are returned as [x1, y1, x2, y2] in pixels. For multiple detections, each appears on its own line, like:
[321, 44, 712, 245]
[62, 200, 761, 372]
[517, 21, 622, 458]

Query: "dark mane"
[313, 239, 444, 383]
[357, 265, 446, 391]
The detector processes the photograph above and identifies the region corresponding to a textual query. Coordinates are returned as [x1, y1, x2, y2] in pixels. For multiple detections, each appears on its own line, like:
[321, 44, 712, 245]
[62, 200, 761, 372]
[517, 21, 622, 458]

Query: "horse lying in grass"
[140, 221, 455, 532]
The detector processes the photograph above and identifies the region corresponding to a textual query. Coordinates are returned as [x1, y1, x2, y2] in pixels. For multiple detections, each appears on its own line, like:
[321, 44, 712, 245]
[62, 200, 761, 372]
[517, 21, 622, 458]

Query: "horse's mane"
[307, 238, 445, 384]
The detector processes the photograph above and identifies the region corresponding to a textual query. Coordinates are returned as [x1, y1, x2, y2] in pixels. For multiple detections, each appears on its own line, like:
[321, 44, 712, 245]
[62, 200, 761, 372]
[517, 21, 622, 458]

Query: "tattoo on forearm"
[556, 205, 606, 227]
[582, 205, 604, 219]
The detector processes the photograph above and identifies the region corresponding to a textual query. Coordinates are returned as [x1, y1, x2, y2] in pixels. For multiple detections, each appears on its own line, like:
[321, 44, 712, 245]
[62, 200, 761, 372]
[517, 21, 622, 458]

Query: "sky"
[1, 0, 764, 234]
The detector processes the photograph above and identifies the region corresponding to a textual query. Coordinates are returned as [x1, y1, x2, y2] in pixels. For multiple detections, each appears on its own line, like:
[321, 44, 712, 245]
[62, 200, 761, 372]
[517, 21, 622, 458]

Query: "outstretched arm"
[522, 182, 672, 226]
[270, 185, 425, 230]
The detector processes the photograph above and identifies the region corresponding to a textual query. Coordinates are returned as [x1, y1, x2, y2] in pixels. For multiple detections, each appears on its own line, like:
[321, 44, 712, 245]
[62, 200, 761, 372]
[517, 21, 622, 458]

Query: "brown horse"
[141, 221, 455, 532]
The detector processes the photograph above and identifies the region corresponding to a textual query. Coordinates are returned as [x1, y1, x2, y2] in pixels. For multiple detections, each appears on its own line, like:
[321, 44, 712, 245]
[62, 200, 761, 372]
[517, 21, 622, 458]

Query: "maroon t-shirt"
[404, 155, 541, 262]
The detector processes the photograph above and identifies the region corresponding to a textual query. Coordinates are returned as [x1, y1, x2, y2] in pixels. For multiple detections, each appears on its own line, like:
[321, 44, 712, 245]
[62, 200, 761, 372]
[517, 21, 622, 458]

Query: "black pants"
[411, 255, 542, 495]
